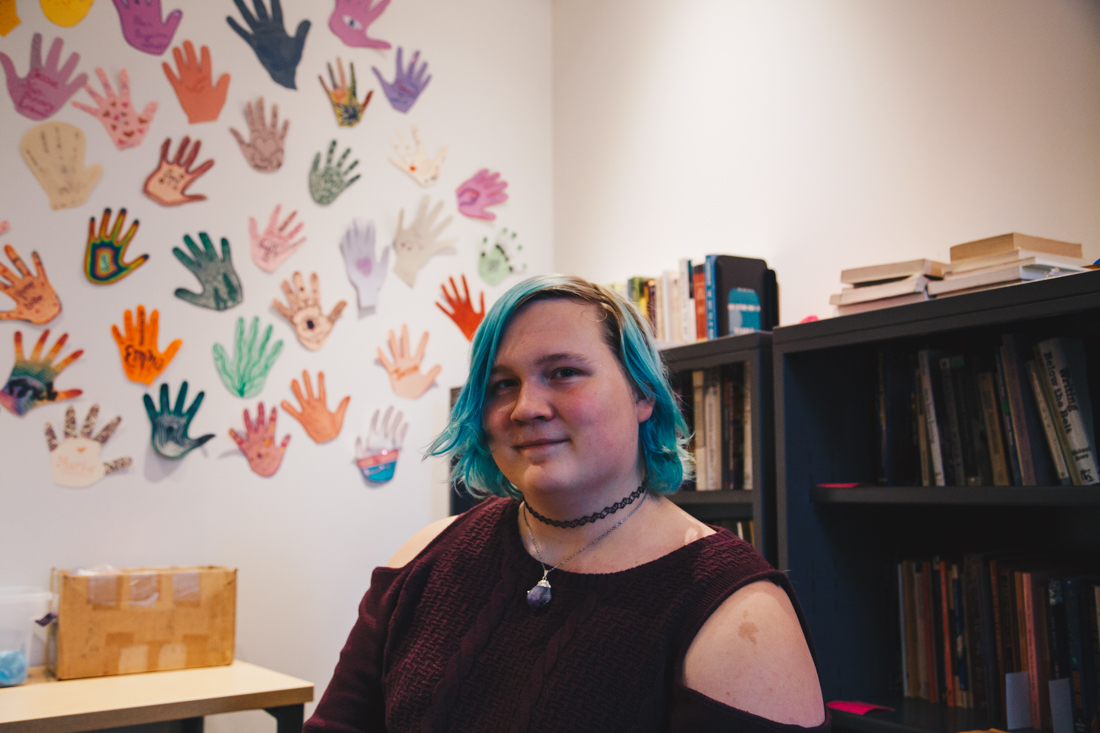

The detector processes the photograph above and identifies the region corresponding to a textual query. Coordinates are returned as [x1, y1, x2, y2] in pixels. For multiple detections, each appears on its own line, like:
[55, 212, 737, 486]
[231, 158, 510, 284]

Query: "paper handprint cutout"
[0, 0, 20, 36]
[329, 0, 390, 49]
[378, 325, 440, 400]
[437, 275, 485, 342]
[355, 406, 407, 484]
[320, 57, 371, 127]
[173, 233, 243, 311]
[393, 196, 456, 287]
[282, 370, 348, 444]
[113, 0, 181, 54]
[479, 228, 526, 286]
[250, 205, 304, 273]
[85, 208, 149, 285]
[227, 0, 310, 90]
[340, 220, 389, 311]
[0, 330, 83, 416]
[144, 137, 214, 207]
[273, 272, 346, 352]
[111, 305, 181, 385]
[144, 381, 214, 459]
[21, 122, 102, 210]
[390, 126, 446, 187]
[163, 41, 229, 123]
[372, 47, 430, 114]
[41, 0, 94, 27]
[457, 169, 509, 221]
[230, 97, 287, 173]
[1, 33, 86, 120]
[310, 141, 360, 205]
[230, 402, 289, 477]
[45, 405, 132, 488]
[0, 245, 61, 324]
[72, 68, 158, 151]
[213, 317, 282, 398]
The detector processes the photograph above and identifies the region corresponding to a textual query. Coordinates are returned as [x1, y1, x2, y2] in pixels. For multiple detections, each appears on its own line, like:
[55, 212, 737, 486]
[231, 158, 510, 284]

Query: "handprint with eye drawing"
[21, 122, 102, 211]
[250, 205, 304, 273]
[319, 57, 371, 127]
[112, 0, 182, 55]
[329, 0, 391, 49]
[144, 137, 214, 207]
[111, 305, 181, 386]
[0, 33, 86, 120]
[273, 272, 346, 352]
[436, 275, 484, 342]
[173, 232, 243, 311]
[0, 330, 82, 416]
[143, 381, 214, 459]
[72, 68, 157, 151]
[45, 405, 132, 488]
[163, 41, 229, 123]
[0, 245, 61, 324]
[213, 316, 282, 398]
[309, 140, 360, 206]
[230, 97, 287, 173]
[340, 220, 389, 311]
[377, 325, 441, 400]
[389, 125, 446, 187]
[85, 208, 149, 285]
[230, 402, 289, 477]
[372, 47, 430, 114]
[227, 0, 310, 90]
[281, 370, 349, 444]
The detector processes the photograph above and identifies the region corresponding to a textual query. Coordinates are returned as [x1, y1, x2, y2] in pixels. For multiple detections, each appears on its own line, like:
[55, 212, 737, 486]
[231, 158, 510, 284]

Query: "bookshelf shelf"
[828, 698, 1034, 733]
[810, 485, 1100, 506]
[668, 489, 754, 520]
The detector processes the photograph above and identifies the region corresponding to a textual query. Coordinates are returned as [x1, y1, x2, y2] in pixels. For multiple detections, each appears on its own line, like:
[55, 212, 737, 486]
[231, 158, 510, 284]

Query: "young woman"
[305, 275, 828, 732]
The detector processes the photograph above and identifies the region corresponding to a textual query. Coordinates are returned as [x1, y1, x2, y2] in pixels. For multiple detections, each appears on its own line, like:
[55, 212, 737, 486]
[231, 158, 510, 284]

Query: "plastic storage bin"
[0, 587, 54, 669]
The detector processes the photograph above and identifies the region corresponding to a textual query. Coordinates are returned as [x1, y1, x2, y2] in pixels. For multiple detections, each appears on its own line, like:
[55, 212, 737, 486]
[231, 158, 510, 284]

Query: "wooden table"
[0, 661, 314, 733]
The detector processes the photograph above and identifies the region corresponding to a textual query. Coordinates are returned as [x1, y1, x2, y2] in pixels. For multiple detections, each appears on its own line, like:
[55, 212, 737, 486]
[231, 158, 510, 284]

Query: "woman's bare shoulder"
[384, 515, 460, 569]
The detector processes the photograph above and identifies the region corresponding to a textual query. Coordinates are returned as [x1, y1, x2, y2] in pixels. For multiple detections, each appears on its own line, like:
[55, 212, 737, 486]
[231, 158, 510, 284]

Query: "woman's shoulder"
[383, 496, 513, 570]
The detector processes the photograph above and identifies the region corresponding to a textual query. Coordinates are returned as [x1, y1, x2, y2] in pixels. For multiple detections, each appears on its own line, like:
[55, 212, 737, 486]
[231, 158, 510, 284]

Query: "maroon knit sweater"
[306, 497, 831, 733]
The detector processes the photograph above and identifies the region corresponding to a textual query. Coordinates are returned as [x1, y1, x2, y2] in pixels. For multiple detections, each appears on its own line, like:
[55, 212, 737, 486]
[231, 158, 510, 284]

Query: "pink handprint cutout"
[377, 325, 441, 400]
[0, 33, 86, 121]
[112, 0, 182, 55]
[72, 68, 158, 151]
[329, 0, 391, 50]
[250, 205, 305, 273]
[230, 402, 290, 477]
[456, 169, 509, 221]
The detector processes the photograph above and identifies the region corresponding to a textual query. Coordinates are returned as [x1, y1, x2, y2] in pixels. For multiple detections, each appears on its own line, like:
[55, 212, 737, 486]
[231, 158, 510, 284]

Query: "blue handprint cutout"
[173, 232, 243, 311]
[213, 316, 283, 399]
[227, 0, 310, 90]
[372, 47, 431, 114]
[143, 381, 215, 459]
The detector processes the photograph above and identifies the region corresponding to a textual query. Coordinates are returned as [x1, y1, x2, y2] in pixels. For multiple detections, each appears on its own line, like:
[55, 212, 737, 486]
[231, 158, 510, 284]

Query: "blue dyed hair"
[427, 274, 693, 499]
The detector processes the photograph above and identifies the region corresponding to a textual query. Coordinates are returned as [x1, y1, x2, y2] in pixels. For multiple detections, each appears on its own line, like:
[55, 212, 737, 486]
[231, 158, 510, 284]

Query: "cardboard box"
[49, 566, 236, 680]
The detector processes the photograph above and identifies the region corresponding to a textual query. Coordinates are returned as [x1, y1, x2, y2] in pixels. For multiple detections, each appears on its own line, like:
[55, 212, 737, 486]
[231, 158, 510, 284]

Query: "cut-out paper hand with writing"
[85, 208, 149, 285]
[143, 381, 214, 459]
[456, 169, 508, 221]
[163, 41, 229, 123]
[230, 97, 286, 173]
[0, 330, 82, 416]
[309, 140, 359, 206]
[0, 245, 61, 324]
[377, 325, 440, 400]
[273, 272, 346, 352]
[355, 406, 407, 484]
[213, 316, 282, 398]
[0, 33, 85, 120]
[72, 68, 157, 151]
[45, 405, 132, 488]
[320, 57, 371, 127]
[250, 205, 304, 273]
[20, 122, 102, 210]
[112, 0, 181, 55]
[372, 47, 429, 114]
[230, 401, 288, 477]
[389, 125, 446, 187]
[478, 228, 526, 286]
[144, 137, 214, 206]
[329, 0, 390, 49]
[282, 370, 348, 444]
[392, 196, 456, 287]
[111, 305, 181, 385]
[340, 220, 389, 311]
[436, 275, 484, 342]
[173, 233, 243, 311]
[227, 0, 310, 90]
[40, 0, 94, 27]
[0, 0, 20, 36]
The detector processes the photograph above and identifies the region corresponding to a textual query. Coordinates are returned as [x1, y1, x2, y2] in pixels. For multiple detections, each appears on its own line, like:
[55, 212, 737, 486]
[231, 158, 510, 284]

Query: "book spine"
[914, 562, 929, 699]
[916, 368, 931, 486]
[1015, 572, 1029, 675]
[976, 557, 999, 720]
[904, 561, 922, 698]
[669, 274, 682, 345]
[939, 559, 956, 705]
[703, 368, 721, 490]
[1026, 358, 1074, 484]
[977, 372, 1012, 485]
[704, 255, 718, 340]
[692, 370, 707, 491]
[963, 369, 993, 486]
[924, 560, 940, 703]
[1086, 584, 1100, 733]
[878, 350, 888, 485]
[1000, 566, 1019, 680]
[693, 265, 707, 342]
[1001, 340, 1037, 484]
[721, 368, 733, 490]
[1022, 572, 1052, 728]
[990, 558, 1008, 724]
[899, 562, 911, 697]
[940, 357, 967, 486]
[1050, 579, 1072, 681]
[1038, 339, 1100, 485]
[742, 368, 753, 490]
[679, 259, 694, 344]
[918, 351, 947, 486]
[952, 563, 970, 706]
[995, 351, 1024, 485]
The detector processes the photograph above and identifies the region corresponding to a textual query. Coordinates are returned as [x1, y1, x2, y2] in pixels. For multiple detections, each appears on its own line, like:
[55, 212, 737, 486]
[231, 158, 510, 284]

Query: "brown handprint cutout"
[281, 370, 349, 444]
[230, 97, 286, 173]
[110, 305, 181, 386]
[436, 275, 484, 342]
[162, 40, 229, 123]
[272, 272, 346, 352]
[377, 325, 441, 400]
[144, 136, 213, 206]
[0, 245, 61, 324]
[230, 401, 289, 477]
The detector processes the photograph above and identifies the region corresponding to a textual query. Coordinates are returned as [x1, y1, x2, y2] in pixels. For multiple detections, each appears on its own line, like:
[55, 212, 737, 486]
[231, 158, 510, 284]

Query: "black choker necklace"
[524, 485, 646, 529]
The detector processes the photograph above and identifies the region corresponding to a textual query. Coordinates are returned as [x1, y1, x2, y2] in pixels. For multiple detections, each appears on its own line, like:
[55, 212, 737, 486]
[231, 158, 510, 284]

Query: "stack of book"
[830, 259, 946, 316]
[676, 364, 751, 491]
[929, 233, 1089, 298]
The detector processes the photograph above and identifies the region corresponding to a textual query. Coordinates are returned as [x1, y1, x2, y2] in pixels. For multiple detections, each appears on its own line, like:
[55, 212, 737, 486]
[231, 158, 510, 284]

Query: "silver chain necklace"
[521, 489, 648, 610]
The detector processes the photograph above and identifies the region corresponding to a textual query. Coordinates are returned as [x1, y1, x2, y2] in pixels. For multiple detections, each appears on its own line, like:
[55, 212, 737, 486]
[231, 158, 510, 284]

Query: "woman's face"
[482, 298, 654, 498]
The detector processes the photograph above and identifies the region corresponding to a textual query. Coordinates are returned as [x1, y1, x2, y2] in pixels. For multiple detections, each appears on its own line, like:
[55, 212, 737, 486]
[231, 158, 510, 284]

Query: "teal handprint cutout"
[143, 381, 215, 459]
[0, 329, 83, 416]
[309, 140, 360, 205]
[85, 207, 149, 285]
[213, 316, 283, 398]
[478, 228, 526, 286]
[173, 232, 243, 311]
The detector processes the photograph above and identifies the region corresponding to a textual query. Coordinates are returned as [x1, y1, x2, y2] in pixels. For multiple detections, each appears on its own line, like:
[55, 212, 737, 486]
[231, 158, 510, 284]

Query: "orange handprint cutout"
[230, 401, 289, 477]
[281, 370, 349, 444]
[377, 325, 441, 400]
[144, 137, 213, 206]
[162, 40, 229, 123]
[436, 275, 484, 342]
[110, 305, 181, 386]
[0, 245, 61, 324]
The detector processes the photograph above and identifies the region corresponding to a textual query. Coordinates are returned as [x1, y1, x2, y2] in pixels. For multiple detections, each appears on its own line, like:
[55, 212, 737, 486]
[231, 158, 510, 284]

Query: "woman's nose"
[510, 381, 553, 422]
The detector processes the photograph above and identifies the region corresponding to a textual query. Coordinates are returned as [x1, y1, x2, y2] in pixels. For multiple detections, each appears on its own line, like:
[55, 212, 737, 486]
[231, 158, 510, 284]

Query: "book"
[915, 561, 930, 699]
[951, 562, 970, 706]
[703, 368, 722, 489]
[1022, 569, 1053, 728]
[900, 562, 913, 697]
[704, 256, 718, 340]
[928, 262, 1086, 296]
[1001, 337, 1037, 485]
[945, 248, 1087, 275]
[1035, 338, 1099, 485]
[950, 232, 1083, 263]
[918, 350, 947, 486]
[975, 556, 1000, 719]
[939, 356, 968, 486]
[962, 367, 994, 487]
[994, 350, 1024, 486]
[842, 259, 947, 285]
[943, 255, 1089, 280]
[1063, 577, 1091, 733]
[692, 265, 707, 341]
[836, 291, 928, 316]
[916, 368, 932, 486]
[1026, 359, 1073, 485]
[831, 274, 929, 306]
[1050, 578, 1072, 682]
[976, 372, 1012, 485]
[742, 370, 753, 489]
[692, 370, 707, 491]
[678, 258, 695, 344]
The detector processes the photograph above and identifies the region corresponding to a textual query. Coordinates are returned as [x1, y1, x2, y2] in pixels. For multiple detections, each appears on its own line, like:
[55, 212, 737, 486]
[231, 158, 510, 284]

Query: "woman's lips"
[515, 439, 566, 451]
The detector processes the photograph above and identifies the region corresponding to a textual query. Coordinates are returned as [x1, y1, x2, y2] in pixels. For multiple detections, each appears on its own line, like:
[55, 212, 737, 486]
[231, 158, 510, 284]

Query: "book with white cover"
[949, 233, 1082, 262]
[830, 274, 928, 306]
[928, 263, 1083, 296]
[943, 256, 1088, 280]
[841, 259, 946, 285]
[944, 249, 1086, 275]
[836, 291, 928, 316]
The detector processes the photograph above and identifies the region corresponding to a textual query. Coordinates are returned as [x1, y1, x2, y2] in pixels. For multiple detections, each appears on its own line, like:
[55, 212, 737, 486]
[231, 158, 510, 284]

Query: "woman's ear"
[635, 394, 655, 423]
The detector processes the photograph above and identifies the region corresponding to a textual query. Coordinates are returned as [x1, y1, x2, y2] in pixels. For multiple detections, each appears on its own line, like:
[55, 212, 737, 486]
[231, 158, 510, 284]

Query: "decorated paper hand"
[0, 245, 61, 324]
[377, 325, 440, 400]
[162, 41, 229, 123]
[250, 205, 304, 273]
[329, 0, 390, 49]
[112, 0, 181, 55]
[213, 316, 282, 398]
[230, 402, 289, 477]
[340, 220, 389, 311]
[372, 47, 430, 114]
[389, 125, 446, 187]
[111, 305, 181, 385]
[85, 208, 149, 285]
[309, 140, 360, 205]
[143, 381, 214, 459]
[456, 169, 509, 221]
[173, 233, 243, 310]
[45, 405, 132, 488]
[144, 137, 214, 206]
[0, 33, 85, 120]
[0, 330, 82, 416]
[478, 228, 526, 286]
[281, 370, 348, 444]
[319, 57, 371, 127]
[72, 68, 157, 151]
[436, 275, 484, 342]
[20, 122, 102, 210]
[40, 0, 93, 26]
[230, 97, 286, 173]
[227, 0, 310, 90]
[273, 272, 346, 352]
[354, 406, 407, 484]
[392, 196, 456, 287]
[0, 0, 20, 36]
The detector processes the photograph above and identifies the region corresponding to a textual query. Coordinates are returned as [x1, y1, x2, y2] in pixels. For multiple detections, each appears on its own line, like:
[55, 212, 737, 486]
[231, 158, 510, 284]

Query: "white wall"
[553, 0, 1100, 323]
[0, 0, 550, 728]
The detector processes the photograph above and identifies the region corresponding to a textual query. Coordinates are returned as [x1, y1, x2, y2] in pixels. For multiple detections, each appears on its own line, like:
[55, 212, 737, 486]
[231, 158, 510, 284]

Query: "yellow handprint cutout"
[40, 0, 95, 27]
[0, 0, 21, 36]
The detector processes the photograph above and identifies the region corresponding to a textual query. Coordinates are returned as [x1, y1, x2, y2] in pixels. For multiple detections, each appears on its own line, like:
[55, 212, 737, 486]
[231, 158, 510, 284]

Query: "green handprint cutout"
[143, 381, 215, 459]
[478, 228, 526, 286]
[0, 329, 83, 416]
[309, 140, 360, 205]
[213, 316, 283, 398]
[173, 232, 243, 311]
[85, 207, 149, 285]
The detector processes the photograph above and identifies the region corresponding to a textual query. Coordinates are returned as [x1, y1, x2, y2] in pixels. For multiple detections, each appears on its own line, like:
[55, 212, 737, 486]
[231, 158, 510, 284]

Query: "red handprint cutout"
[144, 137, 214, 207]
[230, 402, 290, 477]
[162, 40, 229, 123]
[436, 275, 484, 342]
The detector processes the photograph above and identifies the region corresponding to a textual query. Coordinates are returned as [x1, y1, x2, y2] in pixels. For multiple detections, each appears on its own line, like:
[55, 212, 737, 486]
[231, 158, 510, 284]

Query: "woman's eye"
[553, 368, 580, 378]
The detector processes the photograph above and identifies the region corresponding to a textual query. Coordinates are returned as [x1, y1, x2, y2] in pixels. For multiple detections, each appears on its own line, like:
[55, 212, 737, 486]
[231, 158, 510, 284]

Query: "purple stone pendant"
[527, 575, 552, 610]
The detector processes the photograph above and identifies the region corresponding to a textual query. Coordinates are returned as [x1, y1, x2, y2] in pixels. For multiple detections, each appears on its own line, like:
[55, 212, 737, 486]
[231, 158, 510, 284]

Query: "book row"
[675, 364, 752, 491]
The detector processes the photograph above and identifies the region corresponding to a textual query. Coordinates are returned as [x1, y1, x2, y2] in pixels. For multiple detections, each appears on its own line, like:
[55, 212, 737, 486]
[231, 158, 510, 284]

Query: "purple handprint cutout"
[329, 0, 391, 49]
[372, 47, 430, 114]
[456, 169, 509, 221]
[0, 33, 86, 121]
[112, 0, 183, 55]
